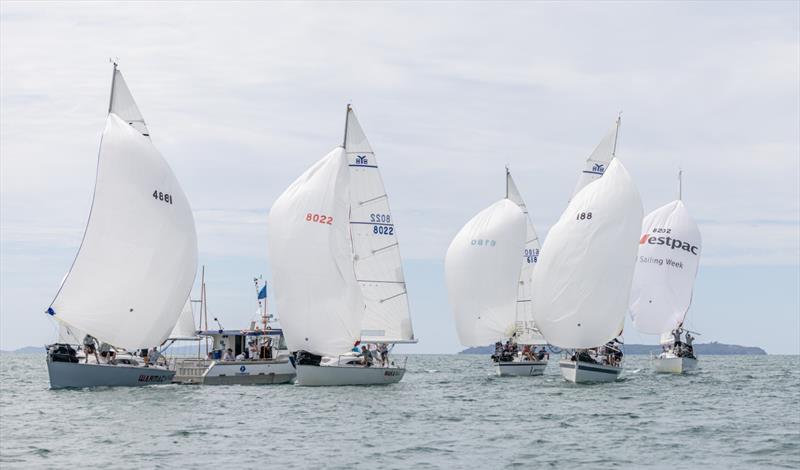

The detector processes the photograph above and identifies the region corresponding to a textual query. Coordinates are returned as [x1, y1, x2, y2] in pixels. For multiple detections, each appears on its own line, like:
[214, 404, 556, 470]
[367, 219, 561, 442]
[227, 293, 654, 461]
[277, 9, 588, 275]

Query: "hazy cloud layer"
[1, 2, 798, 350]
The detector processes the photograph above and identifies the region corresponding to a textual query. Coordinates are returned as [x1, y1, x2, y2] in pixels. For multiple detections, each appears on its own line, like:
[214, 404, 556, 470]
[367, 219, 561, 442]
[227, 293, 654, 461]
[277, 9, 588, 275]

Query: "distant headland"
[460, 342, 767, 355]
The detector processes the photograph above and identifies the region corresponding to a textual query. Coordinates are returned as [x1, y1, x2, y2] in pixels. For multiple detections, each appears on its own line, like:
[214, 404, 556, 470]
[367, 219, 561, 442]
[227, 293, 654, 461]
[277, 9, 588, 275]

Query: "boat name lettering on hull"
[383, 370, 402, 376]
[138, 374, 167, 383]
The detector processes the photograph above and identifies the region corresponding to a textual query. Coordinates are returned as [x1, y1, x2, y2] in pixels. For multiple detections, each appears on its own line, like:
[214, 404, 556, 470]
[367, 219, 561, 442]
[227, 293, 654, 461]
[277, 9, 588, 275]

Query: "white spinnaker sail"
[532, 158, 643, 349]
[506, 171, 546, 345]
[169, 298, 197, 340]
[345, 107, 414, 343]
[109, 67, 149, 136]
[446, 199, 527, 347]
[49, 113, 198, 350]
[629, 200, 702, 334]
[267, 148, 365, 357]
[571, 117, 620, 198]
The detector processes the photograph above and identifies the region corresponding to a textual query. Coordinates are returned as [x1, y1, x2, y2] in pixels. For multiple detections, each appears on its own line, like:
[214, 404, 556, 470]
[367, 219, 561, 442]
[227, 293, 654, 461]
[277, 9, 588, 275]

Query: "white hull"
[173, 358, 295, 385]
[559, 359, 622, 383]
[295, 364, 405, 386]
[47, 360, 174, 389]
[495, 360, 547, 376]
[652, 356, 698, 374]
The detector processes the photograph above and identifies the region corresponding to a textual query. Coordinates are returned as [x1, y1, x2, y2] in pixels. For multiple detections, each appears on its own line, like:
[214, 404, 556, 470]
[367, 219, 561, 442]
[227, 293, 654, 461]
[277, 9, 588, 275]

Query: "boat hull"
[47, 360, 174, 389]
[295, 364, 405, 386]
[173, 359, 296, 385]
[652, 356, 698, 374]
[495, 360, 547, 376]
[558, 359, 622, 383]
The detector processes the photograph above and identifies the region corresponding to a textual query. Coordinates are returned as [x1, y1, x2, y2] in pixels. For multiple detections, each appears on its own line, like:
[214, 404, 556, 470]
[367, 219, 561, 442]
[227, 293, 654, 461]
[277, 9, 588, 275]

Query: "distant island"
[460, 341, 767, 355]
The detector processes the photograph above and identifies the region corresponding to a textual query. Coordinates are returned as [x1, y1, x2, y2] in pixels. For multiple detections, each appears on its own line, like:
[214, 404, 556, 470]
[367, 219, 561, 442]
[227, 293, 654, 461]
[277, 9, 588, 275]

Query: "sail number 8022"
[576, 211, 593, 220]
[306, 213, 333, 225]
[153, 190, 173, 204]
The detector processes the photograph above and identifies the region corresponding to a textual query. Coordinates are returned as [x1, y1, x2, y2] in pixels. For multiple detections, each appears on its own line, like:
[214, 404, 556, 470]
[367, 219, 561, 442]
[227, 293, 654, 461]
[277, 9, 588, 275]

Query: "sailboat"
[445, 168, 548, 376]
[267, 105, 415, 386]
[630, 171, 703, 373]
[532, 119, 643, 383]
[44, 62, 198, 388]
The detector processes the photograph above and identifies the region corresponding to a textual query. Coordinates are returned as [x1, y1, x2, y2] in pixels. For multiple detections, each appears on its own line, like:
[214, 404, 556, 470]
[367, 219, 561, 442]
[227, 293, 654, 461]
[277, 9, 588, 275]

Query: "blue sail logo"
[592, 163, 605, 173]
[355, 155, 369, 165]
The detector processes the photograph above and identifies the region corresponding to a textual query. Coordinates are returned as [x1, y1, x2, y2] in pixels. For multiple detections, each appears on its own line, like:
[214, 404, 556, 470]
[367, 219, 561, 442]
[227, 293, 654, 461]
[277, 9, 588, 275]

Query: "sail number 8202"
[153, 190, 173, 204]
[576, 211, 593, 220]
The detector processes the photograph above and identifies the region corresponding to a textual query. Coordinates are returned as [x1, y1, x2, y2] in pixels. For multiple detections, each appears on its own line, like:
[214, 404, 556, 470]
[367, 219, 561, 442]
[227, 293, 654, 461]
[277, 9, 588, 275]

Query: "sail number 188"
[153, 190, 173, 204]
[576, 211, 592, 220]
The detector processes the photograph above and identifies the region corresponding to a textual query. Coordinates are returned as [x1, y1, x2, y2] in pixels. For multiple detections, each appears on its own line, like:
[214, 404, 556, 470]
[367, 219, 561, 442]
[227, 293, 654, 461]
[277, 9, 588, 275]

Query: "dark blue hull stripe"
[559, 362, 621, 375]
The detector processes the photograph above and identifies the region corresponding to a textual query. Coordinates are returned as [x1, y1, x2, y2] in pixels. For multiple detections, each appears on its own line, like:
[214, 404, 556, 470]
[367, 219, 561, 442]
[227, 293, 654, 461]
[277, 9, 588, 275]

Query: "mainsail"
[446, 199, 527, 346]
[629, 200, 702, 334]
[532, 159, 643, 349]
[169, 298, 198, 340]
[109, 64, 149, 136]
[571, 116, 620, 198]
[267, 148, 365, 357]
[345, 107, 415, 343]
[48, 66, 198, 350]
[506, 170, 546, 345]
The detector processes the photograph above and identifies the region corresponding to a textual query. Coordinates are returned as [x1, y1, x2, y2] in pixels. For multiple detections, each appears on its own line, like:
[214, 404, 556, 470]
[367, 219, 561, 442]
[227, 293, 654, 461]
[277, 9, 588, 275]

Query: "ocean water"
[1, 354, 798, 469]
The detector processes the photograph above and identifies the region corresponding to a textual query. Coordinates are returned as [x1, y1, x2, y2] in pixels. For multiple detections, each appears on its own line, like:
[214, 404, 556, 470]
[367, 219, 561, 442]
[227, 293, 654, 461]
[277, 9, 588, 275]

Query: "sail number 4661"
[306, 213, 333, 225]
[576, 212, 593, 220]
[153, 190, 173, 204]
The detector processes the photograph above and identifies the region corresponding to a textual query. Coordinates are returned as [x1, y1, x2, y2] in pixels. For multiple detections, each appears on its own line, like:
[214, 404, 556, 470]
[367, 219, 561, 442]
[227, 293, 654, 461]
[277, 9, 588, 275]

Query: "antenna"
[612, 111, 622, 157]
[678, 168, 683, 201]
[342, 103, 351, 148]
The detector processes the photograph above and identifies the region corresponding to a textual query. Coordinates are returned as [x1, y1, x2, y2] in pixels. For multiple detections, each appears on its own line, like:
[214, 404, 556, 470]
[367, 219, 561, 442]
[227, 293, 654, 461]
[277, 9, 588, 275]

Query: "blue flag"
[258, 285, 267, 300]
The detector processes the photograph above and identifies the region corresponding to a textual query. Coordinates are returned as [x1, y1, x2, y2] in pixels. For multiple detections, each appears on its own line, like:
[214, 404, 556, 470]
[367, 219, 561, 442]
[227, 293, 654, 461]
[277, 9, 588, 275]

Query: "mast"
[108, 58, 118, 114]
[678, 169, 683, 201]
[611, 112, 622, 157]
[505, 166, 510, 199]
[342, 103, 351, 148]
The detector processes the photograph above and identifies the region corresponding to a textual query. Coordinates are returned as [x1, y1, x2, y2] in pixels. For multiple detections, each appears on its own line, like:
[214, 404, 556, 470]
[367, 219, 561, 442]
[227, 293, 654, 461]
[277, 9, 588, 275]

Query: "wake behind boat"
[446, 168, 548, 377]
[45, 62, 198, 389]
[532, 118, 643, 383]
[268, 105, 414, 386]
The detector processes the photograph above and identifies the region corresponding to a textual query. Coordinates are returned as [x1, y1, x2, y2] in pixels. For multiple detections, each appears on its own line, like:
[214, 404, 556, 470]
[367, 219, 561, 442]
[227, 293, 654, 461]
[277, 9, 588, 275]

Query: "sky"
[1, 1, 798, 354]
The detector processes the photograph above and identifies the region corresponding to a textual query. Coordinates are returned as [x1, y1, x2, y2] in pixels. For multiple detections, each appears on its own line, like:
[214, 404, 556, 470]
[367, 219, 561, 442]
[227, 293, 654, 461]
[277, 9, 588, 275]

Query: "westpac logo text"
[639, 234, 699, 255]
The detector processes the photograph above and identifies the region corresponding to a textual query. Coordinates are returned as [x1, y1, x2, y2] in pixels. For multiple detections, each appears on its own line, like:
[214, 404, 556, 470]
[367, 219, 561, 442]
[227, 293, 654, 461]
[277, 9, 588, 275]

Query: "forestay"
[446, 199, 527, 347]
[532, 159, 643, 349]
[345, 107, 415, 343]
[109, 66, 149, 136]
[629, 200, 702, 335]
[267, 148, 365, 357]
[49, 113, 198, 350]
[506, 171, 546, 345]
[571, 117, 620, 198]
[169, 299, 198, 340]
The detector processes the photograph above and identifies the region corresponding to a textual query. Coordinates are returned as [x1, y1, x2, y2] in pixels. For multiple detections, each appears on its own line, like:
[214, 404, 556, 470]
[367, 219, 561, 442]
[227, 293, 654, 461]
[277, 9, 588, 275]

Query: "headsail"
[446, 199, 527, 346]
[571, 116, 620, 198]
[506, 170, 546, 345]
[267, 147, 365, 357]
[629, 200, 702, 334]
[532, 159, 643, 349]
[169, 298, 198, 340]
[109, 64, 149, 136]
[48, 112, 198, 350]
[345, 106, 415, 343]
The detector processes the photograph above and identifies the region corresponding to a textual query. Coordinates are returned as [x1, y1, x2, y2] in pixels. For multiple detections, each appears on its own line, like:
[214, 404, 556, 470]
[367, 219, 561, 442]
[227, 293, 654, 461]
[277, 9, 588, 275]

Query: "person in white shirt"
[235, 351, 246, 361]
[222, 348, 235, 362]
